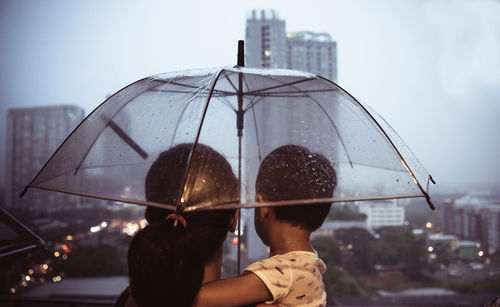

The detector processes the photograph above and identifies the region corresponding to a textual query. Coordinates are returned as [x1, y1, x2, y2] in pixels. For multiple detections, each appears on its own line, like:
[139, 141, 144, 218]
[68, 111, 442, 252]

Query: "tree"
[334, 227, 375, 274]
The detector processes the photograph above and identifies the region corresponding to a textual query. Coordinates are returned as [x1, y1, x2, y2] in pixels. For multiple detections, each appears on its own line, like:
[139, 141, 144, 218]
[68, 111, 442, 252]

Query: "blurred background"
[1, 0, 499, 306]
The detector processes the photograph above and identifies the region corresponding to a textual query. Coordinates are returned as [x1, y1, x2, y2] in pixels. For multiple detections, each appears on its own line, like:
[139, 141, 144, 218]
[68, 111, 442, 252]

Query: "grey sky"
[1, 0, 499, 191]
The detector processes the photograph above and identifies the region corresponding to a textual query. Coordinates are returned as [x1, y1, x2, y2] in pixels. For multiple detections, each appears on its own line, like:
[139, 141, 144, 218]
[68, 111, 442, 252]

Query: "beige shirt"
[244, 251, 327, 307]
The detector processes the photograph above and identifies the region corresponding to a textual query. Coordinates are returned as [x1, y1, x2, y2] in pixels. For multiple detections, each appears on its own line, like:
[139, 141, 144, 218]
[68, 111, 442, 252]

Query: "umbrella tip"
[425, 194, 436, 210]
[237, 40, 245, 67]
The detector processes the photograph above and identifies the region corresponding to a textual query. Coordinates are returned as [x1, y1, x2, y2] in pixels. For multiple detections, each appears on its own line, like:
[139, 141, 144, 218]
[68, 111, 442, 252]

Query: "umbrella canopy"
[22, 65, 435, 212]
[0, 207, 45, 258]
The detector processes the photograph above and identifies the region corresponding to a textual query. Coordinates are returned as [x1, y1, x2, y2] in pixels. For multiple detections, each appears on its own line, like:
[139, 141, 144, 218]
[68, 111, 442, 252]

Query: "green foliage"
[373, 226, 428, 271]
[53, 244, 125, 277]
[312, 236, 365, 303]
[328, 205, 367, 221]
[324, 265, 365, 302]
[334, 227, 376, 273]
[312, 236, 341, 265]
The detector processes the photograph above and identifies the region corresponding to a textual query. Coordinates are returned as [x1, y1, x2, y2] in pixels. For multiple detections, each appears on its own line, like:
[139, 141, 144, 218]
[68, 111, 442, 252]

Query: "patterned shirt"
[244, 251, 327, 307]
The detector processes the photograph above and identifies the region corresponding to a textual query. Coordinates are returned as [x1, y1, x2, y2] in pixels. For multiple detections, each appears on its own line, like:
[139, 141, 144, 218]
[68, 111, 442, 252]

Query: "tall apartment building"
[245, 10, 338, 82]
[442, 195, 500, 255]
[5, 105, 85, 215]
[357, 200, 405, 229]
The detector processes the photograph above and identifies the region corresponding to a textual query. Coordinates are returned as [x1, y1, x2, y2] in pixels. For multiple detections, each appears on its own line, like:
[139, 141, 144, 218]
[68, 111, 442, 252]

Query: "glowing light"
[180, 197, 185, 203]
[62, 254, 68, 260]
[10, 288, 15, 294]
[232, 237, 238, 245]
[479, 250, 484, 257]
[90, 226, 101, 233]
[66, 235, 73, 240]
[426, 222, 433, 229]
[54, 251, 60, 257]
[404, 221, 410, 226]
[124, 222, 140, 236]
[21, 281, 27, 287]
[347, 244, 353, 250]
[476, 243, 481, 248]
[428, 246, 434, 252]
[25, 276, 31, 282]
[42, 264, 49, 270]
[264, 50, 272, 56]
[62, 244, 70, 253]
[28, 269, 34, 275]
[52, 276, 61, 283]
[101, 221, 108, 228]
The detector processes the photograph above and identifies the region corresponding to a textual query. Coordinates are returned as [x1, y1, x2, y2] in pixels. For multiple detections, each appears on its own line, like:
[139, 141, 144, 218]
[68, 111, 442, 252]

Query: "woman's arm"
[194, 271, 272, 307]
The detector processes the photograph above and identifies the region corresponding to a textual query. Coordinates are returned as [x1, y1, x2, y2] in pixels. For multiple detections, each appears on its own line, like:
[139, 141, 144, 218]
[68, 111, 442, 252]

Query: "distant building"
[245, 9, 338, 82]
[357, 200, 405, 229]
[442, 195, 500, 255]
[246, 9, 287, 69]
[5, 105, 85, 215]
[286, 31, 337, 82]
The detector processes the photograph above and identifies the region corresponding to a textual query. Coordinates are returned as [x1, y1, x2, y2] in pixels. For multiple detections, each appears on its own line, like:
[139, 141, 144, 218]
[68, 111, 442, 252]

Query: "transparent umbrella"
[21, 43, 435, 213]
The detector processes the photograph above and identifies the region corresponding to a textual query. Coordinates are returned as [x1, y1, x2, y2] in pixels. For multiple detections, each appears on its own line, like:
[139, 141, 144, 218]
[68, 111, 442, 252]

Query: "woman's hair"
[128, 143, 239, 307]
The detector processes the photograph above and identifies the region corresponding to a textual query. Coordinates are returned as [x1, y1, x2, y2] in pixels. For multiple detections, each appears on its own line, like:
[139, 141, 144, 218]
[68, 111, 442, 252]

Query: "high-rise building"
[246, 10, 287, 69]
[444, 195, 500, 255]
[286, 31, 337, 82]
[245, 10, 338, 82]
[5, 105, 85, 215]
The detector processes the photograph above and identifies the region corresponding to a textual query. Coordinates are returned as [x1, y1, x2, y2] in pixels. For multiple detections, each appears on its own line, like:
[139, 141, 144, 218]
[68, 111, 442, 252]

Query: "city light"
[10, 288, 15, 294]
[90, 226, 101, 233]
[123, 222, 140, 236]
[479, 250, 484, 257]
[426, 222, 433, 229]
[232, 237, 238, 245]
[54, 251, 60, 257]
[25, 276, 30, 282]
[66, 235, 73, 240]
[52, 276, 62, 283]
[42, 264, 49, 270]
[264, 50, 272, 56]
[428, 246, 434, 252]
[101, 221, 108, 228]
[28, 269, 34, 275]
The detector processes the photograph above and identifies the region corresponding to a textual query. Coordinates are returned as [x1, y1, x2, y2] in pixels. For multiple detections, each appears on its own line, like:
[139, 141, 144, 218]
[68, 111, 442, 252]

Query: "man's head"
[255, 145, 337, 232]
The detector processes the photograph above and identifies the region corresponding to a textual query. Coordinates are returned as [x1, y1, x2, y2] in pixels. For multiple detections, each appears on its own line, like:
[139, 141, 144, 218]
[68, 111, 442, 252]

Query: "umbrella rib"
[169, 84, 211, 147]
[107, 120, 148, 159]
[167, 80, 235, 96]
[222, 71, 239, 93]
[176, 68, 226, 211]
[243, 77, 315, 96]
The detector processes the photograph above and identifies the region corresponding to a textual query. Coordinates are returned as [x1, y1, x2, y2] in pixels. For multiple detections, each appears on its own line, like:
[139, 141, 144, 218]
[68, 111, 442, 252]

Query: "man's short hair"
[256, 145, 337, 231]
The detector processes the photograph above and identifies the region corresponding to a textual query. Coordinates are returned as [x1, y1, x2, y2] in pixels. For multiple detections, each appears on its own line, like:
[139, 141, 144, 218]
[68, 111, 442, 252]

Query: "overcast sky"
[1, 0, 499, 192]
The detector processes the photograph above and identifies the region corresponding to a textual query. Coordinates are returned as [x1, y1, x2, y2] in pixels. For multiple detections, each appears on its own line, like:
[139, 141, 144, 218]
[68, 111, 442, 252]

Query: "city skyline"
[1, 0, 499, 191]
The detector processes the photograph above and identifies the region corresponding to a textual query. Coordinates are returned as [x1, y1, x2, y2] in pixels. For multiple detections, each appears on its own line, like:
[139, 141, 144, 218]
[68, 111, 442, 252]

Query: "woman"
[116, 143, 239, 307]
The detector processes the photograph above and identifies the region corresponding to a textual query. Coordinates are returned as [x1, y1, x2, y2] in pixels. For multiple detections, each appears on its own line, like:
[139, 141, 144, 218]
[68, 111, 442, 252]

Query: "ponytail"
[128, 219, 204, 307]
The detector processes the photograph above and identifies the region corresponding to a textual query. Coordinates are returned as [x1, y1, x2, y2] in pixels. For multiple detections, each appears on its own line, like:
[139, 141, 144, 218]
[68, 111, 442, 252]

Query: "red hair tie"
[165, 213, 187, 228]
